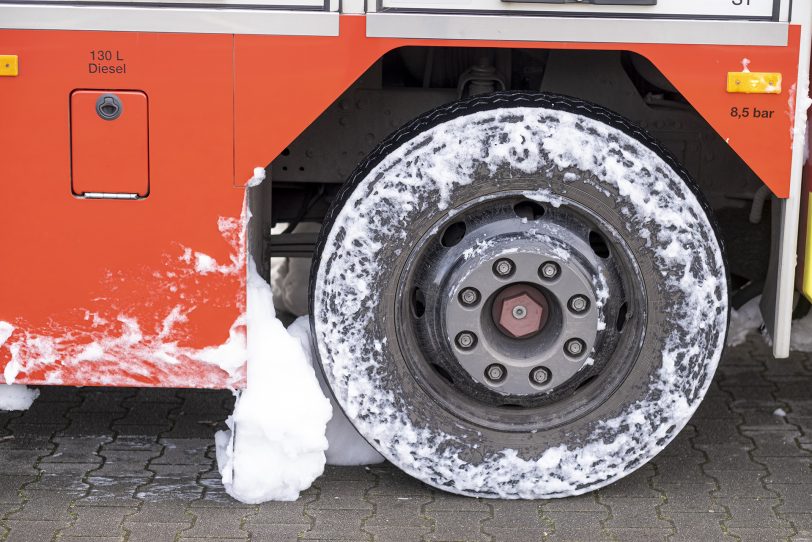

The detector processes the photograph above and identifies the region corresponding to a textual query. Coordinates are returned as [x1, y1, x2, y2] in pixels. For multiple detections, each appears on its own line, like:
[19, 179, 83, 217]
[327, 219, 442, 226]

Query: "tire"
[310, 92, 728, 498]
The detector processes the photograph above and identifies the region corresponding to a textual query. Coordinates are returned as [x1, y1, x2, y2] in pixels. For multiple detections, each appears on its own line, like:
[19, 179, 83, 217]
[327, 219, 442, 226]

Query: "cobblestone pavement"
[0, 336, 810, 542]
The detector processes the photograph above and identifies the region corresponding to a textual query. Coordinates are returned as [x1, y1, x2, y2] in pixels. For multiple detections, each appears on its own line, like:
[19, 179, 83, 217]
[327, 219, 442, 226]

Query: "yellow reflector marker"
[0, 55, 18, 76]
[727, 72, 782, 94]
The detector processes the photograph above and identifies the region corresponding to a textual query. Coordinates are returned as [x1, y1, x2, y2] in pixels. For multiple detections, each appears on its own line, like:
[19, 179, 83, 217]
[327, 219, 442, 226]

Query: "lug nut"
[565, 339, 586, 357]
[456, 331, 477, 350]
[459, 288, 480, 306]
[485, 363, 506, 383]
[568, 295, 589, 313]
[512, 305, 528, 320]
[530, 366, 551, 385]
[540, 262, 560, 280]
[494, 258, 515, 277]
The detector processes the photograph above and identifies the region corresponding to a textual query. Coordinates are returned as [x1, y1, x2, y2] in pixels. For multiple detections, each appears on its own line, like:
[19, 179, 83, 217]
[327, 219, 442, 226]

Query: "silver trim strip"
[367, 13, 789, 46]
[81, 192, 141, 199]
[0, 4, 339, 35]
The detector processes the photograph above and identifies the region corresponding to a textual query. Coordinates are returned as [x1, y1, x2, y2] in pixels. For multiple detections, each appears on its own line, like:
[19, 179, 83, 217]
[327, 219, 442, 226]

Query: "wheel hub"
[445, 244, 600, 397]
[398, 193, 639, 419]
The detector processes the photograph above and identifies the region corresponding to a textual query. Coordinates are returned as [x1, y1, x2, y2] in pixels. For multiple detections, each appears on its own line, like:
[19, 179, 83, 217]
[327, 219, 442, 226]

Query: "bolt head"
[494, 258, 514, 277]
[459, 288, 480, 306]
[565, 339, 585, 356]
[485, 364, 506, 383]
[530, 366, 551, 385]
[540, 262, 560, 279]
[569, 295, 589, 313]
[456, 332, 476, 350]
[499, 293, 544, 338]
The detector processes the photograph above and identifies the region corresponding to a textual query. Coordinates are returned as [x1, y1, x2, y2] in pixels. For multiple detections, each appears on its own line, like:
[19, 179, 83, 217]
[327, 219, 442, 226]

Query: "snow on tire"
[310, 92, 728, 498]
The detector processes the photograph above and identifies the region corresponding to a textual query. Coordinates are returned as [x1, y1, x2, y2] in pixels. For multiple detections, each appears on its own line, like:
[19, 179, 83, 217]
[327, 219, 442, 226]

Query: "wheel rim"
[395, 190, 648, 432]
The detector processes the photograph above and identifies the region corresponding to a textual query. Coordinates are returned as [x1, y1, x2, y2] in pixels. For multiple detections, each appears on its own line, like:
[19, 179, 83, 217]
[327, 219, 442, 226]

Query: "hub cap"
[396, 192, 645, 429]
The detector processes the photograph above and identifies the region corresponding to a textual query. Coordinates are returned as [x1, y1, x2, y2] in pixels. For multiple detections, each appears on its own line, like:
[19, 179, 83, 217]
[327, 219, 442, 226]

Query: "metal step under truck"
[2, 0, 812, 497]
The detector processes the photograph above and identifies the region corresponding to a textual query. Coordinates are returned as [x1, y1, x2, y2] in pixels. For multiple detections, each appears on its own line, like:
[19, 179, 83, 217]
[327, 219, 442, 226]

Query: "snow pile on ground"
[215, 260, 332, 503]
[727, 297, 763, 347]
[288, 317, 384, 466]
[727, 294, 812, 352]
[0, 384, 39, 411]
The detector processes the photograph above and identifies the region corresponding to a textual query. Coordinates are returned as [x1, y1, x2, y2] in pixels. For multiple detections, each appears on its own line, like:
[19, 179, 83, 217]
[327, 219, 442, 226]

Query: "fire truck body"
[1, 0, 811, 497]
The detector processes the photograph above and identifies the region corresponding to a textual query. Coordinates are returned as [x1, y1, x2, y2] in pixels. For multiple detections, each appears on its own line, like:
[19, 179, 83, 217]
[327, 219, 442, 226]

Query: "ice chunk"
[727, 296, 763, 347]
[0, 384, 39, 411]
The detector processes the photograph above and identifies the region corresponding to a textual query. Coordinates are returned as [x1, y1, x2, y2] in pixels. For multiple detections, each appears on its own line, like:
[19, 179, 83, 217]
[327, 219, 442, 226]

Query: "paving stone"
[63, 505, 137, 537]
[155, 439, 212, 465]
[309, 479, 374, 510]
[607, 528, 672, 541]
[77, 476, 151, 506]
[364, 495, 431, 529]
[136, 477, 204, 502]
[125, 501, 194, 524]
[247, 523, 310, 542]
[300, 508, 372, 540]
[181, 506, 253, 538]
[4, 520, 67, 542]
[424, 510, 489, 542]
[601, 497, 669, 529]
[747, 431, 809, 457]
[761, 457, 812, 484]
[544, 511, 607, 539]
[657, 486, 717, 513]
[0, 475, 35, 503]
[365, 526, 438, 542]
[667, 512, 727, 539]
[706, 469, 774, 497]
[721, 497, 790, 528]
[696, 444, 764, 470]
[725, 527, 796, 542]
[8, 489, 81, 520]
[125, 522, 192, 542]
[366, 467, 431, 497]
[424, 493, 492, 512]
[542, 495, 606, 512]
[596, 467, 660, 498]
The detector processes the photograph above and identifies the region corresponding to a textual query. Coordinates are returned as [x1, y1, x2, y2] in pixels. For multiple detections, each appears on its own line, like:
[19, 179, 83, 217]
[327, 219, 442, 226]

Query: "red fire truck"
[1, 0, 810, 497]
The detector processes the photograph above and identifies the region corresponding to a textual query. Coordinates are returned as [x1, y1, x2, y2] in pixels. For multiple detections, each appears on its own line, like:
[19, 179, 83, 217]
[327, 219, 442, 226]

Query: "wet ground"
[0, 334, 810, 542]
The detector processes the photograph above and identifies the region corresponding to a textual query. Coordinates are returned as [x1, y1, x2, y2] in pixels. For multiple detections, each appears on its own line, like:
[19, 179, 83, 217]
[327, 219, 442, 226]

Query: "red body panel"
[0, 17, 804, 389]
[0, 32, 245, 388]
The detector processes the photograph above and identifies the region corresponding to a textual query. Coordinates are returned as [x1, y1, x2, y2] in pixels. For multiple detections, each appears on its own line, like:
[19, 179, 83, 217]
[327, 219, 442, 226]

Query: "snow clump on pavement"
[215, 259, 332, 503]
[0, 384, 39, 411]
[727, 296, 764, 347]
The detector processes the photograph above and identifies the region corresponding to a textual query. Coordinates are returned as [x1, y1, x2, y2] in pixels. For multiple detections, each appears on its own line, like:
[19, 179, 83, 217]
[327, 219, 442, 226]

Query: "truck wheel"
[310, 92, 728, 498]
